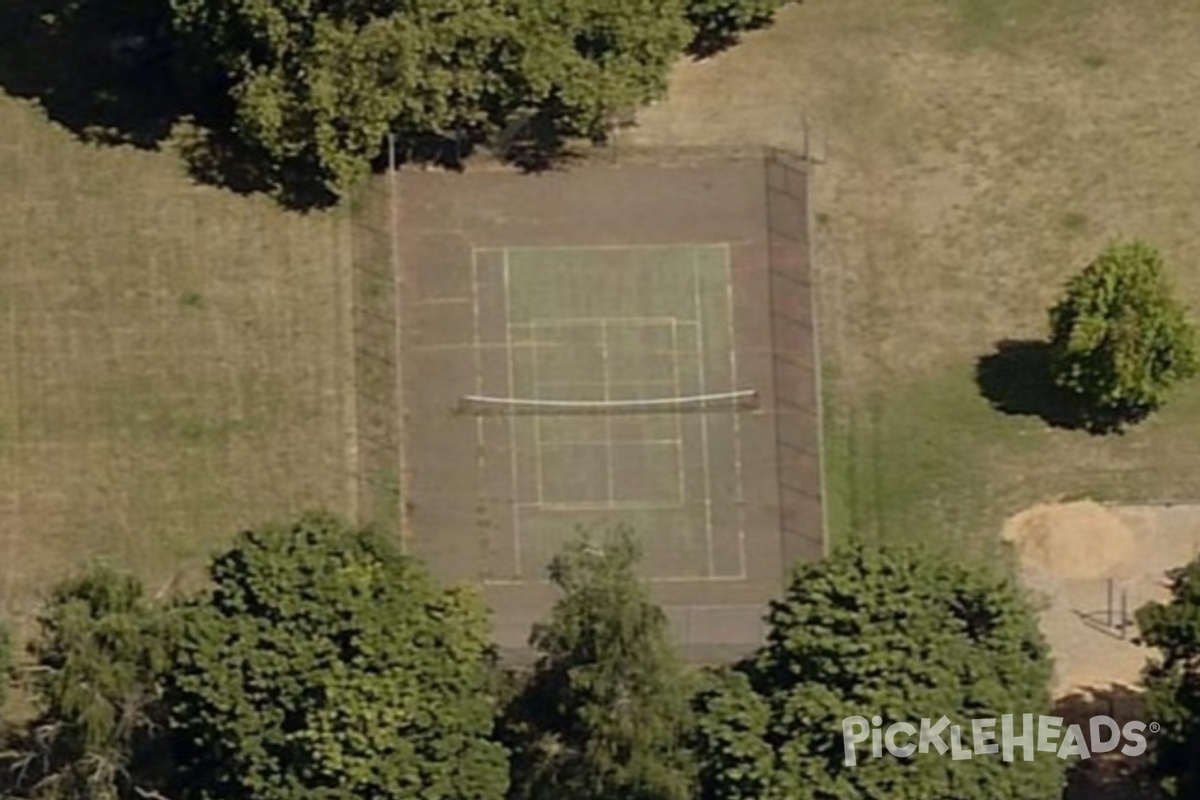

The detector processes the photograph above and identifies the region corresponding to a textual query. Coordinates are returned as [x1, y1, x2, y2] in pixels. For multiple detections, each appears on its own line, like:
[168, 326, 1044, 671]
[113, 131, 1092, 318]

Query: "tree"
[503, 527, 695, 800]
[170, 0, 691, 198]
[170, 0, 510, 196]
[165, 513, 508, 800]
[1049, 240, 1197, 431]
[1136, 556, 1200, 798]
[685, 0, 793, 55]
[8, 566, 172, 800]
[692, 544, 1065, 800]
[498, 0, 691, 146]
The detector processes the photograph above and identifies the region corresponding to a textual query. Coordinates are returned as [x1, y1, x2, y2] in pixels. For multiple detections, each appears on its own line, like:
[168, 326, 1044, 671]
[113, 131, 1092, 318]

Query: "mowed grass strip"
[0, 97, 355, 614]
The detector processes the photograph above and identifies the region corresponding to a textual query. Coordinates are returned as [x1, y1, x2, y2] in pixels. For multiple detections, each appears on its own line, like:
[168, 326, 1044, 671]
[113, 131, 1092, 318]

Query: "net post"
[1120, 590, 1129, 639]
[1107, 577, 1114, 628]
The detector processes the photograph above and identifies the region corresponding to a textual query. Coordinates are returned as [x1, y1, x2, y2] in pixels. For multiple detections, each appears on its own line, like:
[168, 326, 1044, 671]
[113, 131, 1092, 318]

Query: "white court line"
[412, 342, 498, 352]
[692, 252, 716, 578]
[670, 318, 686, 506]
[724, 243, 749, 579]
[503, 250, 523, 578]
[474, 243, 728, 255]
[530, 321, 546, 506]
[471, 251, 484, 471]
[517, 500, 690, 512]
[600, 320, 615, 505]
[509, 316, 693, 328]
[541, 438, 682, 447]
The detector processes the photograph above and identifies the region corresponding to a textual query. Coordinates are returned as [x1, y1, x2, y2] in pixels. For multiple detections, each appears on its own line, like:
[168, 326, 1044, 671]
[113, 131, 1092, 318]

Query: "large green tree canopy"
[503, 528, 695, 800]
[11, 566, 172, 800]
[693, 544, 1065, 800]
[1049, 239, 1197, 431]
[170, 0, 691, 194]
[165, 514, 509, 800]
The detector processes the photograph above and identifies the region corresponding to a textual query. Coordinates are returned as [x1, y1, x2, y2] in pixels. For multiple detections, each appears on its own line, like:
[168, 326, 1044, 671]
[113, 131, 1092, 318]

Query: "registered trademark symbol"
[1149, 722, 1161, 734]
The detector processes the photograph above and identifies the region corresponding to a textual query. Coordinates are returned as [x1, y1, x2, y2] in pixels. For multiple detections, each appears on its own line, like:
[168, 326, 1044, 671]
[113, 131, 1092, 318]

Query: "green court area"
[470, 244, 750, 581]
[393, 153, 820, 660]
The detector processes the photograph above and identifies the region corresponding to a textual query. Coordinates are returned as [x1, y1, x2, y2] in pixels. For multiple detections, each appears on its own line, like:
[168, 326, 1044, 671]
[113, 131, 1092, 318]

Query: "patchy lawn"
[630, 0, 1200, 557]
[0, 96, 357, 617]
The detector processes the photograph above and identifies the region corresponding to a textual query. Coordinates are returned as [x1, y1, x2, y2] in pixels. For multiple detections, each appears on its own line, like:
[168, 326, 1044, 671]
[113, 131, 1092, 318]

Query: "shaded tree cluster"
[0, 516, 1079, 800]
[1138, 557, 1200, 798]
[0, 0, 797, 205]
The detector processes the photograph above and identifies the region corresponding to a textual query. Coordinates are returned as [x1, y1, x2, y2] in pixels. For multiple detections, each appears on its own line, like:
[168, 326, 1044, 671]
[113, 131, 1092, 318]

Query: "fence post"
[1107, 577, 1114, 628]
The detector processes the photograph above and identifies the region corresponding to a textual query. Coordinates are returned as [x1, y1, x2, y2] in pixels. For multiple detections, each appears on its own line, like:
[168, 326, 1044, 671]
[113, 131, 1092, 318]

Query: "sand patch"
[1000, 502, 1200, 697]
[1001, 500, 1134, 580]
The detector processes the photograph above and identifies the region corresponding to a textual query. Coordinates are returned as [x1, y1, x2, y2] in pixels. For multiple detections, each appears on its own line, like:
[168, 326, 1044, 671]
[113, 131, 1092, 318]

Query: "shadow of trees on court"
[1057, 685, 1164, 800]
[975, 339, 1098, 431]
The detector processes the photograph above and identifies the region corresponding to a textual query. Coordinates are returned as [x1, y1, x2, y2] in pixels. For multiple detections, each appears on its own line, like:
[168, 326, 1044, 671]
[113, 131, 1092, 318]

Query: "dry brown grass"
[627, 0, 1200, 553]
[0, 96, 357, 619]
[2, 0, 1198, 614]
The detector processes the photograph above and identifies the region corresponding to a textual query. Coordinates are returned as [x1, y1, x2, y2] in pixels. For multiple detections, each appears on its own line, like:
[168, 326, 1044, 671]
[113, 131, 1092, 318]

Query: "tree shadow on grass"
[0, 0, 340, 211]
[0, 0, 179, 149]
[177, 125, 340, 212]
[976, 339, 1149, 435]
[975, 340, 1092, 431]
[0, 1, 630, 210]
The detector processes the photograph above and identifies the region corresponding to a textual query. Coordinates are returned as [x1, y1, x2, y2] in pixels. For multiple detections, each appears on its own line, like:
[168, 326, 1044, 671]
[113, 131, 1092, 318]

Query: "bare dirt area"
[1002, 501, 1200, 800]
[1002, 501, 1200, 694]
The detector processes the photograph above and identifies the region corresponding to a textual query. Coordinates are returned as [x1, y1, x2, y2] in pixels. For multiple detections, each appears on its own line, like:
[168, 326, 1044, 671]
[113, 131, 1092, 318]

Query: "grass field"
[2, 0, 1198, 615]
[0, 96, 356, 618]
[629, 0, 1200, 560]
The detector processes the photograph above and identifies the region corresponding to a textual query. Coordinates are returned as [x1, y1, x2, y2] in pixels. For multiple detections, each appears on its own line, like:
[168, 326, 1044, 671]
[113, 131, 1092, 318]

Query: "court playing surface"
[386, 152, 823, 660]
[470, 243, 749, 581]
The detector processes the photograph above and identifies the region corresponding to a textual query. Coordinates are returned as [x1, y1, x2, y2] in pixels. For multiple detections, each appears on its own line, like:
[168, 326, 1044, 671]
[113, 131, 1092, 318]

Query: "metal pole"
[1120, 591, 1128, 639]
[1107, 578, 1114, 628]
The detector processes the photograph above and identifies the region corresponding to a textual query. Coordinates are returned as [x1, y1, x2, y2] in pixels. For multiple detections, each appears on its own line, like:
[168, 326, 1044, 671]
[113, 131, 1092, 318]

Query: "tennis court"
[469, 243, 751, 581]
[373, 148, 823, 660]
